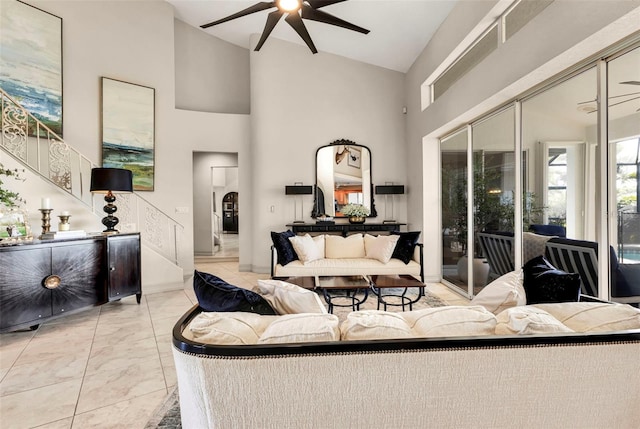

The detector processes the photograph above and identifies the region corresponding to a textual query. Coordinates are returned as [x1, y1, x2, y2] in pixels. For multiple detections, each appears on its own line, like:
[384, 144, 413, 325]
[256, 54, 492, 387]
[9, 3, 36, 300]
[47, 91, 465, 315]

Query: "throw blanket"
[522, 232, 556, 264]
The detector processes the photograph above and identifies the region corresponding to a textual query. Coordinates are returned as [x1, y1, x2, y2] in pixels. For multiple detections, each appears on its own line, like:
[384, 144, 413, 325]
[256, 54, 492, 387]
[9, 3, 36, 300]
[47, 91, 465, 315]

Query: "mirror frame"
[312, 139, 377, 218]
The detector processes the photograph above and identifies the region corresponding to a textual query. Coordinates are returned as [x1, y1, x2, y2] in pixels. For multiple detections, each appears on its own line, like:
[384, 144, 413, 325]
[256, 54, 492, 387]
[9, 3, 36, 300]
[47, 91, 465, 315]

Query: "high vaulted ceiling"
[167, 0, 458, 73]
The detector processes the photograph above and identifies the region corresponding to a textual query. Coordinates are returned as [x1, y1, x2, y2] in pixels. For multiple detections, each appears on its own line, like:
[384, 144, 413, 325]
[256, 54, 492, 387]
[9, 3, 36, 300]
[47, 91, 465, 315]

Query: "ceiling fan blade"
[608, 94, 640, 108]
[620, 81, 640, 86]
[255, 10, 285, 51]
[285, 13, 317, 54]
[306, 0, 348, 9]
[301, 5, 369, 34]
[201, 2, 275, 29]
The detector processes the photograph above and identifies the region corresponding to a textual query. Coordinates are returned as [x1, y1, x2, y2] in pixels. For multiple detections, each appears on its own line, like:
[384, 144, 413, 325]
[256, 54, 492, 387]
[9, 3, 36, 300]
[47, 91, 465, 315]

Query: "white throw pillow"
[256, 279, 327, 315]
[407, 306, 497, 337]
[470, 270, 526, 315]
[288, 234, 324, 263]
[533, 302, 640, 332]
[258, 313, 340, 344]
[495, 306, 573, 335]
[186, 312, 278, 345]
[364, 234, 400, 264]
[325, 234, 365, 259]
[340, 310, 414, 341]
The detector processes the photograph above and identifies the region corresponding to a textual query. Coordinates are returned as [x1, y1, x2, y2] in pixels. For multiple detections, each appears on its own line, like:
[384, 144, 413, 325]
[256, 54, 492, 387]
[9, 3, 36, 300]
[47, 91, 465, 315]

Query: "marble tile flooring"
[0, 262, 468, 428]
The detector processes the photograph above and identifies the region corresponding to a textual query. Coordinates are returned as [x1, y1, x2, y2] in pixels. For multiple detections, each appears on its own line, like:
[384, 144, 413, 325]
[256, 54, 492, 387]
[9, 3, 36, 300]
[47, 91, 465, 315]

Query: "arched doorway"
[222, 191, 239, 233]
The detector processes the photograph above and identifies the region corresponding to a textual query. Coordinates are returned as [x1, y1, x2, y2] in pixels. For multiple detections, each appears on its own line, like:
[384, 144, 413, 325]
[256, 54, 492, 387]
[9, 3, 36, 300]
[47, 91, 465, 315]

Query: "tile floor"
[0, 262, 468, 429]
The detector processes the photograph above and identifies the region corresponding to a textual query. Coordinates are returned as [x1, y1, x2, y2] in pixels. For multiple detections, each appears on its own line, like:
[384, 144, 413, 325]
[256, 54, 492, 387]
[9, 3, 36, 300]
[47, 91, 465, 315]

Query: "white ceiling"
[166, 0, 458, 72]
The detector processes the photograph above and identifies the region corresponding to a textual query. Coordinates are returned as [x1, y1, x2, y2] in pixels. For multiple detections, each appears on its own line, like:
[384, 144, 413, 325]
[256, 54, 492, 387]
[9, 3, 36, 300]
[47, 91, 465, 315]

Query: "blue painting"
[0, 1, 63, 136]
[101, 77, 155, 191]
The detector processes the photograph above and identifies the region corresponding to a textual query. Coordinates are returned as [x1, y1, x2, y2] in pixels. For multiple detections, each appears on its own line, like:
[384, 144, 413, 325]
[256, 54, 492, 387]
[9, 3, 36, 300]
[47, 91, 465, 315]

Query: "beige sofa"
[271, 235, 424, 281]
[172, 300, 640, 428]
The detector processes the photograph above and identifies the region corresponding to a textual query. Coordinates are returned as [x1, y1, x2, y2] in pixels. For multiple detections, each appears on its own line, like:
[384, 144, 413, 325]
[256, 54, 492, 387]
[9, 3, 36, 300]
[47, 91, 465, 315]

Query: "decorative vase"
[457, 255, 490, 290]
[348, 216, 366, 224]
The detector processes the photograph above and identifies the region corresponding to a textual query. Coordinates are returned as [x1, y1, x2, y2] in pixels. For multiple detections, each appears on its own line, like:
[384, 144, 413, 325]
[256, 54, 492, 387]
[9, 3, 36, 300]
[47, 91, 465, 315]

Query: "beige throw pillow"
[470, 270, 526, 314]
[364, 234, 400, 264]
[256, 279, 327, 315]
[258, 313, 340, 344]
[325, 234, 365, 259]
[187, 312, 278, 345]
[288, 234, 324, 263]
[495, 306, 573, 335]
[533, 302, 640, 332]
[340, 310, 414, 341]
[407, 306, 497, 337]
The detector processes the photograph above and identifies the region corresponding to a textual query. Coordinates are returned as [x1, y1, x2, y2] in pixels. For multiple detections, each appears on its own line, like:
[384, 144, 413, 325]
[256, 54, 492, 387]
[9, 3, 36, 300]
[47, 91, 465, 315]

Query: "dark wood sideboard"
[286, 223, 405, 236]
[0, 232, 141, 333]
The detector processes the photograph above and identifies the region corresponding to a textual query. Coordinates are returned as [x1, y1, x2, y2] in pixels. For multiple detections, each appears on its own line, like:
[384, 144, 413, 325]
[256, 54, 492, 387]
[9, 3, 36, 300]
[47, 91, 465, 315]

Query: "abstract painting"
[0, 0, 63, 136]
[101, 77, 155, 191]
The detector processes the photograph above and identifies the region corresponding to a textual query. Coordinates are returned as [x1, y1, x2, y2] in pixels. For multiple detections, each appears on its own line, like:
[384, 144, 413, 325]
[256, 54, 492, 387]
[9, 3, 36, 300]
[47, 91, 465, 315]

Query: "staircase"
[0, 88, 184, 269]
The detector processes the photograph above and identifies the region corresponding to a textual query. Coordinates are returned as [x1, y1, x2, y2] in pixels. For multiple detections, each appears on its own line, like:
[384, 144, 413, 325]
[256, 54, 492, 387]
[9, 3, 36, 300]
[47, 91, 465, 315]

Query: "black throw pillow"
[271, 230, 299, 266]
[523, 256, 581, 304]
[193, 270, 276, 315]
[391, 231, 421, 264]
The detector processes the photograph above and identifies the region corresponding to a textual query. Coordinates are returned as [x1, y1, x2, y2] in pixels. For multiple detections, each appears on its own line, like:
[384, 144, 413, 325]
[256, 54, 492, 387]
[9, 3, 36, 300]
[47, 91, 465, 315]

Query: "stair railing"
[1, 87, 183, 266]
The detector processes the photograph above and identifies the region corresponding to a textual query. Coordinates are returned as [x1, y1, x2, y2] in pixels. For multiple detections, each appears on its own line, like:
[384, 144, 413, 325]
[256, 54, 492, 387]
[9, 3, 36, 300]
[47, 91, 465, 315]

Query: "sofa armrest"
[414, 243, 424, 282]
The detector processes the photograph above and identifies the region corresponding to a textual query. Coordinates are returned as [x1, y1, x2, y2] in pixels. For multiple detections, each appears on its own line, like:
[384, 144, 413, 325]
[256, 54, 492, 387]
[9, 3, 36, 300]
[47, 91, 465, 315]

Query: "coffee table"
[315, 276, 371, 314]
[369, 275, 426, 311]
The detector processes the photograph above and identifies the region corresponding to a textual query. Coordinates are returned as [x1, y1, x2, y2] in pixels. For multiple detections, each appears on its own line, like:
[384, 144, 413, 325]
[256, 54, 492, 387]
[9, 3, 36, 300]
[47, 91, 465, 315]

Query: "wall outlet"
[175, 206, 189, 214]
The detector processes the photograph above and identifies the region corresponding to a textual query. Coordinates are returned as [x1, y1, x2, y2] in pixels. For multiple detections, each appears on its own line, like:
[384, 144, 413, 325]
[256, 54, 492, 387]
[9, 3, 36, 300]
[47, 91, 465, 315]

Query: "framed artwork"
[348, 147, 361, 168]
[0, 1, 63, 136]
[101, 77, 155, 191]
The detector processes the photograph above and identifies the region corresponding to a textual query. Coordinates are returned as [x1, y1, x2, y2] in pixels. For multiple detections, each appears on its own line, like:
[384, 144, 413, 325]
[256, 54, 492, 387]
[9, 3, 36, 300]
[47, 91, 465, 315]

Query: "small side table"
[315, 276, 371, 314]
[369, 275, 426, 311]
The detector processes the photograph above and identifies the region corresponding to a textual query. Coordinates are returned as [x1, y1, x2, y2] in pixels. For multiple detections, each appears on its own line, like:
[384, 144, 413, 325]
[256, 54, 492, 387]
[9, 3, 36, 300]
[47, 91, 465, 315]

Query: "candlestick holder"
[39, 208, 53, 235]
[58, 214, 71, 231]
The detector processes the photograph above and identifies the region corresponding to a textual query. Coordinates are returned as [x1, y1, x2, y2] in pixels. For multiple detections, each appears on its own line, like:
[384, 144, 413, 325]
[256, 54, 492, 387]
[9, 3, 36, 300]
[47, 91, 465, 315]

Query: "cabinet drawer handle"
[110, 267, 116, 271]
[43, 275, 61, 289]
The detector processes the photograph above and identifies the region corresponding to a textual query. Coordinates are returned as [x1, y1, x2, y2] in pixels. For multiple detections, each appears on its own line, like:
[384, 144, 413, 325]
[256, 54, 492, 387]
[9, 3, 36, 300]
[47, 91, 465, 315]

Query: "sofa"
[270, 231, 424, 281]
[172, 271, 640, 428]
[173, 304, 640, 428]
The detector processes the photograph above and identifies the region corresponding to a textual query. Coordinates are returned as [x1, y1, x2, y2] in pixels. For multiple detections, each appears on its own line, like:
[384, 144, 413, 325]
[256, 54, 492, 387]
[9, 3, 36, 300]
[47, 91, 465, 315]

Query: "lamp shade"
[90, 168, 133, 193]
[285, 185, 313, 195]
[375, 185, 404, 195]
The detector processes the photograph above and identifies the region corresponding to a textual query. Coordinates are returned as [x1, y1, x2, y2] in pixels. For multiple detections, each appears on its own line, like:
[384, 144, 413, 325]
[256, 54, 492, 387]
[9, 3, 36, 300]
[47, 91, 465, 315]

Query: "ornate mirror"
[312, 139, 377, 218]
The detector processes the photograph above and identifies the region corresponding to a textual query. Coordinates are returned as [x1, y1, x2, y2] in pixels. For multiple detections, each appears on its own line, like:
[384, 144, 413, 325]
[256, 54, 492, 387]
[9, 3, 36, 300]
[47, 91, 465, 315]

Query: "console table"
[0, 232, 141, 332]
[286, 222, 405, 237]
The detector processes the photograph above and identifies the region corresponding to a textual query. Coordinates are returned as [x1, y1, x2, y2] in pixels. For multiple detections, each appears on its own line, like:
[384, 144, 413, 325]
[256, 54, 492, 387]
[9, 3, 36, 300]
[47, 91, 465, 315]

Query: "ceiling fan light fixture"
[278, 0, 301, 12]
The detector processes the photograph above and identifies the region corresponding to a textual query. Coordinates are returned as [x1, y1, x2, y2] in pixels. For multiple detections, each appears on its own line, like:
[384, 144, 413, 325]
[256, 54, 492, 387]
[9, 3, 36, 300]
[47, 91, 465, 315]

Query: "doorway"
[193, 152, 239, 260]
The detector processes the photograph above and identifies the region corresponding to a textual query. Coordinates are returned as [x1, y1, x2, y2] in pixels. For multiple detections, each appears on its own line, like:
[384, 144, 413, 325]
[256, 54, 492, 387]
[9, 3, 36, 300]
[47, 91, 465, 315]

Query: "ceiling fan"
[577, 82, 640, 113]
[200, 0, 370, 54]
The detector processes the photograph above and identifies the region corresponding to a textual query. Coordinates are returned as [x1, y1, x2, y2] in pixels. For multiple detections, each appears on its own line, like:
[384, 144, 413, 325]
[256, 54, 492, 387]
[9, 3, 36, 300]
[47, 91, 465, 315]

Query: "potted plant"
[341, 203, 370, 224]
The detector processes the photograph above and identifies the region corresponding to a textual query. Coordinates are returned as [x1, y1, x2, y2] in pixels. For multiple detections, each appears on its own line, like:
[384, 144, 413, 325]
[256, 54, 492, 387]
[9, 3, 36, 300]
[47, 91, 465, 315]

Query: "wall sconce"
[375, 184, 404, 224]
[90, 167, 133, 234]
[285, 183, 313, 224]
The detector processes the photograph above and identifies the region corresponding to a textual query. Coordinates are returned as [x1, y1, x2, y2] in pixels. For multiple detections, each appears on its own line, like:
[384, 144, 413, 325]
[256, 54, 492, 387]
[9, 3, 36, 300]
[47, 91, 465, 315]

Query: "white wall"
[405, 0, 640, 281]
[248, 35, 407, 272]
[174, 19, 250, 114]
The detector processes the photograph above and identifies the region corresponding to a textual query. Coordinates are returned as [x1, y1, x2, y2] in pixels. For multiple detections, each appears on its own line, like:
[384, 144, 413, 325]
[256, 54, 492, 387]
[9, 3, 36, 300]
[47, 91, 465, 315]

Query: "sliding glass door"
[441, 129, 468, 290]
[607, 46, 640, 303]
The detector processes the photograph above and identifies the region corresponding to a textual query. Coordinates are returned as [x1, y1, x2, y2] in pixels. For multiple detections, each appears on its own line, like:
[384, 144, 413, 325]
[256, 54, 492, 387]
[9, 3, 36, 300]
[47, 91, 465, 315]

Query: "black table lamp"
[285, 184, 313, 223]
[375, 184, 404, 223]
[90, 168, 133, 234]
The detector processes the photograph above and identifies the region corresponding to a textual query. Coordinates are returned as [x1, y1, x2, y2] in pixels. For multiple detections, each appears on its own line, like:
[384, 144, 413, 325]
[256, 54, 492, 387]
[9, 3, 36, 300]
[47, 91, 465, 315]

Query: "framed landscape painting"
[0, 0, 63, 136]
[101, 77, 155, 191]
